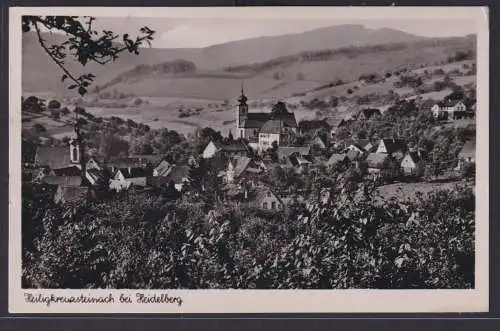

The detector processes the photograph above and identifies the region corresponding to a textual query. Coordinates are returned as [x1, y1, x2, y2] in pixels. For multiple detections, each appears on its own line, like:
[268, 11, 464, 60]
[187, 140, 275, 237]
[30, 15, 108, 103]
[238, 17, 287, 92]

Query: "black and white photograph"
[9, 7, 489, 313]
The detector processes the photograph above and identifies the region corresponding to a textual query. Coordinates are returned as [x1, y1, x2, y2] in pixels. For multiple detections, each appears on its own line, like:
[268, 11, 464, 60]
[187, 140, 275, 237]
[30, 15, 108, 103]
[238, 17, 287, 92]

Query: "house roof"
[56, 186, 89, 203]
[117, 167, 153, 178]
[346, 149, 362, 161]
[380, 139, 408, 154]
[260, 120, 283, 134]
[277, 146, 311, 160]
[366, 153, 389, 168]
[326, 153, 347, 166]
[435, 99, 465, 108]
[459, 140, 475, 158]
[52, 166, 81, 177]
[107, 155, 159, 168]
[252, 187, 283, 206]
[35, 146, 73, 169]
[404, 151, 426, 164]
[42, 175, 82, 186]
[359, 108, 382, 119]
[166, 165, 190, 183]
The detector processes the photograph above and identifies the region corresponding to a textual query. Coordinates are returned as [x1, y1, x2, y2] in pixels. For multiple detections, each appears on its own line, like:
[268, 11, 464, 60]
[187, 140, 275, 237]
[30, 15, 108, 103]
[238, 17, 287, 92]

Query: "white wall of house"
[401, 155, 417, 175]
[202, 141, 219, 159]
[376, 141, 387, 154]
[259, 133, 280, 151]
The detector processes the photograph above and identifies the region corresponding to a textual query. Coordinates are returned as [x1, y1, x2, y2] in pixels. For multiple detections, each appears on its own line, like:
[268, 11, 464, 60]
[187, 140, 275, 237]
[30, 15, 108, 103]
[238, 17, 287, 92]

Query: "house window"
[240, 130, 244, 137]
[263, 202, 268, 209]
[267, 192, 271, 197]
[271, 201, 276, 209]
[72, 145, 79, 162]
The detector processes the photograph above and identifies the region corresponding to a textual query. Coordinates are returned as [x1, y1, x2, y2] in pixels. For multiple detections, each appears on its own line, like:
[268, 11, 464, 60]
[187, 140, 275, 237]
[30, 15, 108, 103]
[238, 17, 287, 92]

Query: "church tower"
[69, 131, 80, 164]
[236, 82, 248, 138]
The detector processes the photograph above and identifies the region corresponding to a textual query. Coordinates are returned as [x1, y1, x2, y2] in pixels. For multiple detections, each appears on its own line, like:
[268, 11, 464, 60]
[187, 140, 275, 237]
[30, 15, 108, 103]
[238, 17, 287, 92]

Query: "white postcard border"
[9, 6, 490, 314]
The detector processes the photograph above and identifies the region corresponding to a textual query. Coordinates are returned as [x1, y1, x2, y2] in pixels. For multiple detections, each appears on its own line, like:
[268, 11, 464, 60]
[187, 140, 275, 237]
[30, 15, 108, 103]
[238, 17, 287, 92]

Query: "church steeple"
[236, 81, 248, 128]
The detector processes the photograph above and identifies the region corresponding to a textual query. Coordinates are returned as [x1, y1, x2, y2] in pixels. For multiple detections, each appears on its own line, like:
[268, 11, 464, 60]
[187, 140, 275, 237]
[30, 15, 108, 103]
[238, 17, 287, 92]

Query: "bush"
[47, 100, 61, 109]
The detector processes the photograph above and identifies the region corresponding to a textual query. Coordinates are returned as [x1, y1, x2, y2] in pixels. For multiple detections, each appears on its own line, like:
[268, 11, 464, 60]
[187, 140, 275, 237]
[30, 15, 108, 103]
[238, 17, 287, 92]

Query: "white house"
[400, 151, 425, 176]
[431, 100, 467, 119]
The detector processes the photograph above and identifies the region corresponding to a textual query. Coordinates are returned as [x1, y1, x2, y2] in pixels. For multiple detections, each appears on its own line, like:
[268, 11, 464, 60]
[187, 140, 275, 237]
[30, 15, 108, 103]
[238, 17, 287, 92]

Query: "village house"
[431, 100, 467, 119]
[277, 146, 311, 163]
[400, 151, 426, 177]
[224, 156, 263, 184]
[365, 153, 394, 179]
[201, 139, 249, 159]
[112, 167, 153, 187]
[357, 108, 382, 121]
[376, 138, 408, 160]
[250, 186, 284, 211]
[456, 140, 475, 171]
[311, 135, 327, 150]
[164, 165, 191, 191]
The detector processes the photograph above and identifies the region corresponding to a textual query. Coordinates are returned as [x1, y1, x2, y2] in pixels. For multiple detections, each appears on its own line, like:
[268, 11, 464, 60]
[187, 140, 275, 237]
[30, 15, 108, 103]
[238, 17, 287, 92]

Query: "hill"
[22, 24, 426, 96]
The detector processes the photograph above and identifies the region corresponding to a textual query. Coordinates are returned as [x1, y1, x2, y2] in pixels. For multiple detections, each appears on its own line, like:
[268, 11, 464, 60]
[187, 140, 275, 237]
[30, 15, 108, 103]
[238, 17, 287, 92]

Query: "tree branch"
[33, 21, 82, 90]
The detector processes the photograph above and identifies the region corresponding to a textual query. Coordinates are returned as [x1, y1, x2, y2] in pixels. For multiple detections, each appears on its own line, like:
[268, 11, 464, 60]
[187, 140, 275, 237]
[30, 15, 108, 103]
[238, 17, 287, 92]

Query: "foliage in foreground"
[22, 184, 474, 289]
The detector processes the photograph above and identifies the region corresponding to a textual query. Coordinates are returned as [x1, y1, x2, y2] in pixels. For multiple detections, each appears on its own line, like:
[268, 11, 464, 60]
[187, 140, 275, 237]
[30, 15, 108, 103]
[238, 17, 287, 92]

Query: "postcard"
[9, 6, 489, 313]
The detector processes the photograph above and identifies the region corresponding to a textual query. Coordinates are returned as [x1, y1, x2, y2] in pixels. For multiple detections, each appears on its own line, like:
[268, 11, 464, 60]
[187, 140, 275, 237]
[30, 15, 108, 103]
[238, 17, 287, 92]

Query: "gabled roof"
[260, 120, 283, 134]
[117, 167, 153, 178]
[435, 99, 465, 108]
[277, 146, 311, 160]
[359, 108, 382, 119]
[403, 151, 426, 165]
[459, 140, 475, 158]
[252, 187, 283, 206]
[52, 166, 81, 177]
[35, 146, 73, 169]
[241, 113, 271, 128]
[366, 153, 390, 168]
[346, 149, 362, 161]
[380, 138, 408, 154]
[42, 175, 82, 186]
[166, 165, 190, 183]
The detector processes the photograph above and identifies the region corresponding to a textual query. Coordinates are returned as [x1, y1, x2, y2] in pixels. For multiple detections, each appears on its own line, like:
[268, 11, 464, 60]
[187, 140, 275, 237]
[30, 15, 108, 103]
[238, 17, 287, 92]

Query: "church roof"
[260, 120, 283, 134]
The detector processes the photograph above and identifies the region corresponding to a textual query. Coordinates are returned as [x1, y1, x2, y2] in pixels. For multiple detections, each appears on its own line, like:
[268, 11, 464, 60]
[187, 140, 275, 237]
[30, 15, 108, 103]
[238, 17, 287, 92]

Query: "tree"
[47, 99, 61, 110]
[22, 16, 155, 96]
[22, 96, 46, 112]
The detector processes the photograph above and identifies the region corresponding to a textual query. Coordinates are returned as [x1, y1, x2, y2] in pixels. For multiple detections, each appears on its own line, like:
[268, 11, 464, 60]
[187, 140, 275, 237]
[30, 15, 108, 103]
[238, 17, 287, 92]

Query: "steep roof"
[366, 153, 390, 168]
[230, 156, 252, 178]
[359, 108, 382, 119]
[380, 138, 408, 154]
[52, 166, 81, 177]
[459, 140, 475, 158]
[260, 120, 283, 134]
[117, 167, 153, 179]
[166, 165, 190, 183]
[403, 151, 425, 165]
[42, 175, 82, 186]
[346, 149, 362, 161]
[241, 112, 271, 128]
[35, 146, 73, 169]
[146, 175, 172, 187]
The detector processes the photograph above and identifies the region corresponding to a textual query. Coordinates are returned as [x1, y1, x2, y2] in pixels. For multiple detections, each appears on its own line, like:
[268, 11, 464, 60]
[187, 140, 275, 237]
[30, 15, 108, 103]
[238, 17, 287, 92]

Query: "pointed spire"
[241, 80, 244, 95]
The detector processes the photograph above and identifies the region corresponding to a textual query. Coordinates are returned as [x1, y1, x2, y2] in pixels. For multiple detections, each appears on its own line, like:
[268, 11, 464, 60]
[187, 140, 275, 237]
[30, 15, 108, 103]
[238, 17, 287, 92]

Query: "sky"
[89, 17, 476, 49]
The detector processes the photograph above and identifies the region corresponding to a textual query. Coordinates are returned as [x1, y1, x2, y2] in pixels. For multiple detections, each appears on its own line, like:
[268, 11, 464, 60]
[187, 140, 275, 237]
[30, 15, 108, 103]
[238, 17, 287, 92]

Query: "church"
[235, 86, 298, 151]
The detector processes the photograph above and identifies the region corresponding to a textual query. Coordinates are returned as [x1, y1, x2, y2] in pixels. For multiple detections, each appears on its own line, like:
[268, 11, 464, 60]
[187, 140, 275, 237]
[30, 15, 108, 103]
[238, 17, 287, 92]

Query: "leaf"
[61, 74, 68, 82]
[78, 86, 87, 96]
[68, 84, 77, 89]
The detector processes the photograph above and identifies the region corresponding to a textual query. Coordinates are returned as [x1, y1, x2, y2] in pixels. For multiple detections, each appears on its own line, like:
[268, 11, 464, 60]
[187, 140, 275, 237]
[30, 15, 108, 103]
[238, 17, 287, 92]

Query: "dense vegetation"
[22, 179, 474, 289]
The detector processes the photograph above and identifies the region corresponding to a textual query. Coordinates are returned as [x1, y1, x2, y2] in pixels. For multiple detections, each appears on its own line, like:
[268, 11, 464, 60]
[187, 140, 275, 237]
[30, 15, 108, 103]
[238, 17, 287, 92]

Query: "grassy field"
[375, 180, 465, 202]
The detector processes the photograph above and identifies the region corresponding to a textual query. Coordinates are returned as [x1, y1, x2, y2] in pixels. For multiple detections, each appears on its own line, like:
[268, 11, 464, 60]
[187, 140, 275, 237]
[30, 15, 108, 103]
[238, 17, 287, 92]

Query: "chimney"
[244, 189, 248, 200]
[128, 167, 131, 176]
